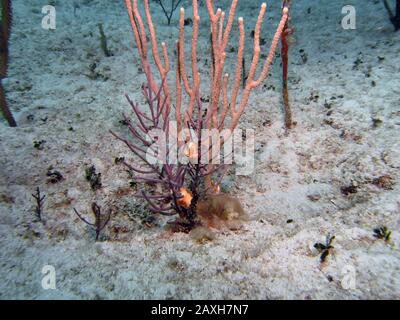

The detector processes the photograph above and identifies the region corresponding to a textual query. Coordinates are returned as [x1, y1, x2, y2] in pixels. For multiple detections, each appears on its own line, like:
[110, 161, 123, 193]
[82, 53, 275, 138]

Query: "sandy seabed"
[0, 0, 399, 299]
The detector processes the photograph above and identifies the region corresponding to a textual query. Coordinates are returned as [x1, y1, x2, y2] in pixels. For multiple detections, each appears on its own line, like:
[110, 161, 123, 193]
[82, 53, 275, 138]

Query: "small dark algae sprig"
[98, 23, 112, 57]
[46, 167, 64, 184]
[74, 202, 111, 241]
[85, 165, 102, 191]
[373, 226, 392, 243]
[33, 140, 46, 150]
[32, 187, 45, 221]
[314, 234, 335, 264]
[114, 156, 125, 165]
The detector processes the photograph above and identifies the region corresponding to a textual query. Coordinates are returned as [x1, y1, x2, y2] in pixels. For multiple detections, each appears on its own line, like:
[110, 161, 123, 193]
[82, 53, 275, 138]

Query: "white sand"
[0, 0, 399, 299]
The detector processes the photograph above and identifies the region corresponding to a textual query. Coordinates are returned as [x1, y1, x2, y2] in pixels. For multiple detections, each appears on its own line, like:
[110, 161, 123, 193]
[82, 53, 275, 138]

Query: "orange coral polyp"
[177, 187, 193, 208]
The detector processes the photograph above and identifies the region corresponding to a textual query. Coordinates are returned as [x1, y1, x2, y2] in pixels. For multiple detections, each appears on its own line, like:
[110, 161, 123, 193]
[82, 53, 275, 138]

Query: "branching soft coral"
[112, 0, 288, 232]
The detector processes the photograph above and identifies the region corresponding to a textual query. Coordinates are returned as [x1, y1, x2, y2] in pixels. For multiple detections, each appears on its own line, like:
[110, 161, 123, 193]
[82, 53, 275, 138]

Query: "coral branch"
[156, 0, 183, 25]
[0, 0, 16, 127]
[32, 187, 45, 221]
[230, 6, 289, 131]
[74, 203, 112, 241]
[281, 0, 293, 129]
[383, 0, 400, 31]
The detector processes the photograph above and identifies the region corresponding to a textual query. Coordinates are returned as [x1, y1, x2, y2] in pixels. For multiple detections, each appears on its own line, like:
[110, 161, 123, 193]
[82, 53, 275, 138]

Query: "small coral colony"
[109, 0, 289, 238]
